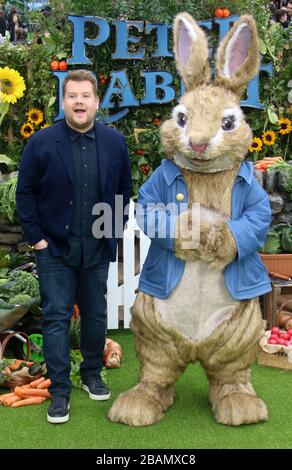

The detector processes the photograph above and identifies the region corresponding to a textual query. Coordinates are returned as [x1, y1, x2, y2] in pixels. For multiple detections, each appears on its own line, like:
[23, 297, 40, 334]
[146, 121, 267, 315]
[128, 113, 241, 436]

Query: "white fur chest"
[154, 259, 239, 342]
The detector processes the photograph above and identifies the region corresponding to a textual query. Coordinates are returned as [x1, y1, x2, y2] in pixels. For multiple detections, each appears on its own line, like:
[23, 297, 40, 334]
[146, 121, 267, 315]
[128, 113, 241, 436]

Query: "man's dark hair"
[62, 69, 98, 96]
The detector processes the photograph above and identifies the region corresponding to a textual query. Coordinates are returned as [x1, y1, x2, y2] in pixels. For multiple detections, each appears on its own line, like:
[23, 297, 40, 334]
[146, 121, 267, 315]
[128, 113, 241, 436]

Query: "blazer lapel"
[55, 120, 74, 184]
[95, 121, 110, 196]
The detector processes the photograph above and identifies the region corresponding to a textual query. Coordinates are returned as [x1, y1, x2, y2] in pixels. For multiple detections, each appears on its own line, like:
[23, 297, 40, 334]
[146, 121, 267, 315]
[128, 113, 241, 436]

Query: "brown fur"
[173, 12, 211, 91]
[160, 85, 252, 162]
[109, 293, 267, 426]
[108, 13, 267, 427]
[215, 16, 260, 98]
[174, 169, 237, 268]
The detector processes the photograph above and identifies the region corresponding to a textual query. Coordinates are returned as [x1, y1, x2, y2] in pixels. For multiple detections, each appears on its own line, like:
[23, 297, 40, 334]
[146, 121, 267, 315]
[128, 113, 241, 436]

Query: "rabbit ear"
[173, 12, 210, 91]
[215, 15, 260, 97]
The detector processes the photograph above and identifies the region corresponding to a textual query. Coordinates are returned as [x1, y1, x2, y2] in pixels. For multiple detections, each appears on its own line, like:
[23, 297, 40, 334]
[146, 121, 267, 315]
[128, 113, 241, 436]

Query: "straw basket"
[258, 330, 292, 370]
[258, 350, 292, 370]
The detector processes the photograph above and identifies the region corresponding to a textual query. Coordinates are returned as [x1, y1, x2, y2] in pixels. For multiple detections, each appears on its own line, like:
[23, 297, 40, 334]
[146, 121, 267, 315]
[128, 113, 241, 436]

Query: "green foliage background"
[0, 0, 291, 197]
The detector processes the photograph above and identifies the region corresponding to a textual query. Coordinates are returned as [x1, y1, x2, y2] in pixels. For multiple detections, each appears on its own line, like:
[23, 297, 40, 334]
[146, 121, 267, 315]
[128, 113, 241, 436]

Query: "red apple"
[268, 339, 277, 344]
[277, 338, 286, 345]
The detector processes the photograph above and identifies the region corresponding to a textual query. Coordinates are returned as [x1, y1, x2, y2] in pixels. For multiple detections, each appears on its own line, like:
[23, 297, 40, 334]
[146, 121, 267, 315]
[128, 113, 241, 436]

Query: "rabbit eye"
[177, 113, 187, 127]
[222, 116, 235, 131]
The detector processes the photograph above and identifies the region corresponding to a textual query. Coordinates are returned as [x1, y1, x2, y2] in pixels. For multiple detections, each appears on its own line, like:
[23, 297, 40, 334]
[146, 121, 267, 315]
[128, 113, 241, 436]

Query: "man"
[16, 70, 132, 423]
[285, 1, 292, 24]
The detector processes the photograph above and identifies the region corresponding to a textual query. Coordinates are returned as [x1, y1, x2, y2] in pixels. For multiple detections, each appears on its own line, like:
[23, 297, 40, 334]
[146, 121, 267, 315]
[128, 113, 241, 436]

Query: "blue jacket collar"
[161, 158, 253, 186]
[236, 160, 253, 185]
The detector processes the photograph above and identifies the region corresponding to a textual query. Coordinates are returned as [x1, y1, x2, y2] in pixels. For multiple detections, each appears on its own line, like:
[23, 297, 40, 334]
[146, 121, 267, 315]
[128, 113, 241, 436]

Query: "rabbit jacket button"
[176, 193, 184, 201]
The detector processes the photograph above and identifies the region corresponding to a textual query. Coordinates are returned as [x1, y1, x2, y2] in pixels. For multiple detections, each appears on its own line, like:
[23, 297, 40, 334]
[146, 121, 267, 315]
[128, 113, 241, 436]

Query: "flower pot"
[260, 253, 292, 277]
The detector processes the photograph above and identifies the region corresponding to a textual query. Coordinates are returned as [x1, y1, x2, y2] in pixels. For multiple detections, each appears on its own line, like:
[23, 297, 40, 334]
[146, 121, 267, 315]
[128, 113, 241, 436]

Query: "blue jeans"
[35, 247, 109, 397]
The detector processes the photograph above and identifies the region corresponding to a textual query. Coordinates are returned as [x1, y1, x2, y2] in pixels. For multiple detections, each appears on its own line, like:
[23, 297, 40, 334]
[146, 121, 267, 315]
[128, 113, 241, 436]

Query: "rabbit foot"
[213, 392, 268, 426]
[108, 384, 175, 426]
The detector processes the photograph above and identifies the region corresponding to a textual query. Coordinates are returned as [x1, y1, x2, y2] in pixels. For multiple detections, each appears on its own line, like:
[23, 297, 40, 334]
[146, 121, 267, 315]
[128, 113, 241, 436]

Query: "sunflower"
[27, 108, 44, 126]
[278, 117, 292, 135]
[0, 66, 26, 104]
[41, 123, 49, 129]
[262, 130, 277, 146]
[248, 137, 263, 153]
[20, 122, 35, 139]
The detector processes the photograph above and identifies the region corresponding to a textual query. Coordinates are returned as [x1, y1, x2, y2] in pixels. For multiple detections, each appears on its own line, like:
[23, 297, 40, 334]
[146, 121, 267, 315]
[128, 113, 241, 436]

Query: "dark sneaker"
[82, 374, 110, 400]
[47, 396, 70, 424]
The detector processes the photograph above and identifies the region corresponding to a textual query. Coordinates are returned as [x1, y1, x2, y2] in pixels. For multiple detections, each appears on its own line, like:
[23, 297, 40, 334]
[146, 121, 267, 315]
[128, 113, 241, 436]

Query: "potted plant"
[260, 223, 292, 277]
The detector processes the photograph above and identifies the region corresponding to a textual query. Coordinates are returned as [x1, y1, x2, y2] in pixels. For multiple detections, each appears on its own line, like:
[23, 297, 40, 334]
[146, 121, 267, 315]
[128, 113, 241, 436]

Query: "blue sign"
[53, 15, 273, 123]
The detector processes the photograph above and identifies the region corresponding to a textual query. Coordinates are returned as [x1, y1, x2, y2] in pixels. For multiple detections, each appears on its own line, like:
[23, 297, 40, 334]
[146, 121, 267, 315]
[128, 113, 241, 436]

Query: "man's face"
[62, 80, 99, 133]
[287, 3, 292, 15]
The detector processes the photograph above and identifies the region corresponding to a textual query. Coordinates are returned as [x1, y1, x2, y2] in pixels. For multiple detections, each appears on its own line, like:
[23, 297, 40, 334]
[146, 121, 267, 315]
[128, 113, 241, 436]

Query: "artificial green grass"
[0, 329, 292, 449]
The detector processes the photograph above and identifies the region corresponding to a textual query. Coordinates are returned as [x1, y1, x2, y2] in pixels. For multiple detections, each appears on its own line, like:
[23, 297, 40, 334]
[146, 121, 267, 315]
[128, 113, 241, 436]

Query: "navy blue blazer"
[16, 119, 132, 261]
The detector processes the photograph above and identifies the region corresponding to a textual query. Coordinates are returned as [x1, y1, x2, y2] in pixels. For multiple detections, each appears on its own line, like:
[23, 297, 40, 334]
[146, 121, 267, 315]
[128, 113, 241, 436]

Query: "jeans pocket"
[35, 246, 49, 257]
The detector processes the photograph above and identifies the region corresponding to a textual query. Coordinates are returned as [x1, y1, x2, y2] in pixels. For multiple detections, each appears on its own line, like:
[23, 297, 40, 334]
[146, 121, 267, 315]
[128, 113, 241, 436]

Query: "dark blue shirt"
[65, 123, 105, 268]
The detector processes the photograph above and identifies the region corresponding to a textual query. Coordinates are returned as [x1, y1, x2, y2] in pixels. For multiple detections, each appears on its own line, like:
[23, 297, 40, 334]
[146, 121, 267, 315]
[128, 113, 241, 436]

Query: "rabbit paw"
[174, 206, 236, 267]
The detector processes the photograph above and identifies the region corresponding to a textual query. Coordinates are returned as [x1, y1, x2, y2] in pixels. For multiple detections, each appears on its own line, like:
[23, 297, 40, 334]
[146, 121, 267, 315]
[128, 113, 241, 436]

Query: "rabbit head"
[160, 13, 260, 173]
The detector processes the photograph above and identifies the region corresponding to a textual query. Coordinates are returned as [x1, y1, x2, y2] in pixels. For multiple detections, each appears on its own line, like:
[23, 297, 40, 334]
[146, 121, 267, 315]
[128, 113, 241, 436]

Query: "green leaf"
[0, 102, 9, 126]
[267, 108, 278, 124]
[0, 154, 14, 166]
[259, 39, 267, 55]
[48, 96, 56, 108]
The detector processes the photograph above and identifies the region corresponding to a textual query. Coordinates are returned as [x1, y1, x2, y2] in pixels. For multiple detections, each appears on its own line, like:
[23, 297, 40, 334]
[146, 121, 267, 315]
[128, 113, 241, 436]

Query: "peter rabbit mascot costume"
[109, 13, 271, 426]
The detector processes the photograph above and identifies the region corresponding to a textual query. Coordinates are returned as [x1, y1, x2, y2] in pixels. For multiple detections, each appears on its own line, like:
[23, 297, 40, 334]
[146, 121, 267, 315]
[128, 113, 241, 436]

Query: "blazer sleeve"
[117, 136, 132, 228]
[16, 137, 45, 245]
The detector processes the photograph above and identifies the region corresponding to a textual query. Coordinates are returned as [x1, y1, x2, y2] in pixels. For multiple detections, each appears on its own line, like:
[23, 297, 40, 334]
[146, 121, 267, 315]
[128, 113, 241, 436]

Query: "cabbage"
[261, 231, 281, 254]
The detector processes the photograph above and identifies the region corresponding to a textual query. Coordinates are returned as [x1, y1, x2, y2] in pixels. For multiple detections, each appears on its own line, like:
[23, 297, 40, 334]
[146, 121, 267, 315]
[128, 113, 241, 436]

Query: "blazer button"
[65, 224, 70, 230]
[69, 200, 73, 205]
[176, 193, 184, 201]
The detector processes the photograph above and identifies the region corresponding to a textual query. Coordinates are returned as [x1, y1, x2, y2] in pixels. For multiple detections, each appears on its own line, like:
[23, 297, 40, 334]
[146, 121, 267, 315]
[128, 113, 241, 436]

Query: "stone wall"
[254, 162, 292, 225]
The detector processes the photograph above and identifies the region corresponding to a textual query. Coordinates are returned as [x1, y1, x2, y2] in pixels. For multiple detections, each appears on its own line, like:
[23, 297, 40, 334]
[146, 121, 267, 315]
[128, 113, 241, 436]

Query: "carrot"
[3, 395, 22, 407]
[37, 379, 51, 389]
[14, 386, 51, 398]
[11, 397, 46, 407]
[9, 359, 23, 371]
[0, 393, 15, 404]
[29, 377, 45, 388]
[24, 361, 34, 367]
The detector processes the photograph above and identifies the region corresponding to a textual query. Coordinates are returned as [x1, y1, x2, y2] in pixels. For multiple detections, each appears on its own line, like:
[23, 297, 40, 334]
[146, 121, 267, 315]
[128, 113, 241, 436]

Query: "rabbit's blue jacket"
[136, 159, 272, 300]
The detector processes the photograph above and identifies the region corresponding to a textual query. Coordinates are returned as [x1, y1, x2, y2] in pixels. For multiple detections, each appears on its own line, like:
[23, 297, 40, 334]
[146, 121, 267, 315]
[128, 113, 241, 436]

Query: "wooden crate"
[258, 350, 292, 371]
[260, 253, 292, 277]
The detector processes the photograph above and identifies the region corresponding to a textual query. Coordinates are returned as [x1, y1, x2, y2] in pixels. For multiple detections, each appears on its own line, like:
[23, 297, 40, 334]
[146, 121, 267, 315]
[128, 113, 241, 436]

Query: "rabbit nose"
[190, 142, 208, 154]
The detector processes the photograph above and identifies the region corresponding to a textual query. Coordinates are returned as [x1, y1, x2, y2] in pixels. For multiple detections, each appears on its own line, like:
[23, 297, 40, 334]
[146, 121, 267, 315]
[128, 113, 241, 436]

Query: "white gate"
[106, 200, 150, 329]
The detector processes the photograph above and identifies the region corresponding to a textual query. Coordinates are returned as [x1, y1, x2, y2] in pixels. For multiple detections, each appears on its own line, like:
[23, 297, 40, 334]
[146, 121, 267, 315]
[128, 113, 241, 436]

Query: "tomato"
[287, 329, 292, 337]
[214, 8, 223, 18]
[59, 61, 67, 71]
[50, 60, 59, 71]
[136, 149, 143, 155]
[222, 8, 230, 18]
[271, 327, 280, 335]
[270, 334, 278, 341]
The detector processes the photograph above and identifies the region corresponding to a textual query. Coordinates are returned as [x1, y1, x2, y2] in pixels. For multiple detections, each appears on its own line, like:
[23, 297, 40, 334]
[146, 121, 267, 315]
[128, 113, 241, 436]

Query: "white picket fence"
[106, 200, 150, 329]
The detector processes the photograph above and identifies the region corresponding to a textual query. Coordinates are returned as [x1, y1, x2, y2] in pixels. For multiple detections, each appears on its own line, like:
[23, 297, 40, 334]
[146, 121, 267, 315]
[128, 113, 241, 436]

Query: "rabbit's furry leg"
[208, 371, 268, 426]
[108, 293, 190, 426]
[108, 382, 175, 426]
